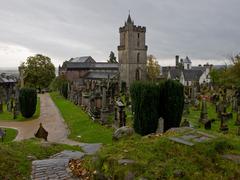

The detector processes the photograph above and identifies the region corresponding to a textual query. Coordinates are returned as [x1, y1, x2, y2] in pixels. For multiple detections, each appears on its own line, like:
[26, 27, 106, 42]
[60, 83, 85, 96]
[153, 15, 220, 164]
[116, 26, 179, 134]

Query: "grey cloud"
[0, 0, 240, 67]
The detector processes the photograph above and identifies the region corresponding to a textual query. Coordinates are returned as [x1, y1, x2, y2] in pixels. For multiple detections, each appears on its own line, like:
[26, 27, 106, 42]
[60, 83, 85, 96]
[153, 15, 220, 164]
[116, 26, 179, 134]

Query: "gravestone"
[181, 119, 190, 127]
[235, 107, 240, 126]
[35, 123, 48, 141]
[220, 114, 229, 133]
[199, 98, 208, 123]
[156, 117, 164, 134]
[100, 85, 109, 124]
[204, 120, 211, 130]
[0, 100, 2, 113]
[115, 101, 126, 127]
[237, 127, 240, 136]
[0, 128, 6, 142]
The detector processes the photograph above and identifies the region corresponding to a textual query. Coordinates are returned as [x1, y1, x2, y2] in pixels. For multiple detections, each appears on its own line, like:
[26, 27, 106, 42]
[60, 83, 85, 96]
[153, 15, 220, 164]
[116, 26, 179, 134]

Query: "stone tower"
[118, 14, 148, 89]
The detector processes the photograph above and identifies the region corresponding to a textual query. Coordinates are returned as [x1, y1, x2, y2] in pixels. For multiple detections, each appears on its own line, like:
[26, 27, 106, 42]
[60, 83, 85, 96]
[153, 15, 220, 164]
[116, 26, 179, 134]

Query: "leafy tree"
[21, 54, 55, 90]
[49, 75, 68, 92]
[147, 55, 160, 81]
[107, 51, 117, 63]
[228, 54, 240, 87]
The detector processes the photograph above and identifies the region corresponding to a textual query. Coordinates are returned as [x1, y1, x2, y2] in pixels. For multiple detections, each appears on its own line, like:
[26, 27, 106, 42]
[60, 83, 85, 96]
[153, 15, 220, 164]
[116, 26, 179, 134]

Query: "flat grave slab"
[168, 128, 216, 146]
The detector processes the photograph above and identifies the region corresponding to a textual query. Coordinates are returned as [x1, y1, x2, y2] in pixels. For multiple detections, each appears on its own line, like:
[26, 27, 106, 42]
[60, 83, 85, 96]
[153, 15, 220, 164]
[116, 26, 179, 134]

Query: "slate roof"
[0, 73, 17, 83]
[169, 68, 181, 79]
[183, 70, 203, 81]
[161, 67, 204, 82]
[69, 56, 95, 63]
[63, 62, 119, 70]
[183, 56, 191, 63]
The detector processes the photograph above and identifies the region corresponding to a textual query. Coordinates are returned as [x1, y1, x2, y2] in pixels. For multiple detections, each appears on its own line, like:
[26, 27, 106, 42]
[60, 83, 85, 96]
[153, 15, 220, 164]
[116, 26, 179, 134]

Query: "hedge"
[19, 88, 37, 118]
[130, 80, 184, 135]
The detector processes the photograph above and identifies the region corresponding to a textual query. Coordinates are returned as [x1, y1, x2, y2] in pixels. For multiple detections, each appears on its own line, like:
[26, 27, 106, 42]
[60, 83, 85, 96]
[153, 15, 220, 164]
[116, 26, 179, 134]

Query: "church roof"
[63, 62, 119, 70]
[127, 14, 133, 24]
[69, 56, 95, 63]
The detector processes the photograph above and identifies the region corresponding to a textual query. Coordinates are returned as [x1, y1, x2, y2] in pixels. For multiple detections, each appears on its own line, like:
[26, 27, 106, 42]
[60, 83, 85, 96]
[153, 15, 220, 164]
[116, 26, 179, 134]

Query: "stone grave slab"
[168, 129, 216, 146]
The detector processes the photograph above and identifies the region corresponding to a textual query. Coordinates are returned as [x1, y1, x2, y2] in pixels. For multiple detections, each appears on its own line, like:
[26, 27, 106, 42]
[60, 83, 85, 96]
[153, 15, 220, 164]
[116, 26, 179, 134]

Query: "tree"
[19, 88, 37, 118]
[147, 55, 160, 81]
[107, 51, 117, 63]
[22, 54, 56, 90]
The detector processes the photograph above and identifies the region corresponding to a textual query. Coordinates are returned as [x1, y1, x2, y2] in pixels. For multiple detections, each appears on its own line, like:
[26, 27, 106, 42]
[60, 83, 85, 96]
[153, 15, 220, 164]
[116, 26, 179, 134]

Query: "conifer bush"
[61, 82, 68, 99]
[19, 88, 37, 118]
[130, 80, 184, 135]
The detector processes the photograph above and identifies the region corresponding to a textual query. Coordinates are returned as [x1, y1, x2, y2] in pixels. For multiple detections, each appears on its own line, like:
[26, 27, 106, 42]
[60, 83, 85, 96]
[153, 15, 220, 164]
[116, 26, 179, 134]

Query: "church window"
[137, 53, 140, 63]
[136, 69, 140, 80]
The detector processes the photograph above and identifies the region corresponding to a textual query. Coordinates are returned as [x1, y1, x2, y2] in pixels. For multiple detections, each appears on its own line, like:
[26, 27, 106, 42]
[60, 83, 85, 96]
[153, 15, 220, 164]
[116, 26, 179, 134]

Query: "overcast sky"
[0, 0, 240, 68]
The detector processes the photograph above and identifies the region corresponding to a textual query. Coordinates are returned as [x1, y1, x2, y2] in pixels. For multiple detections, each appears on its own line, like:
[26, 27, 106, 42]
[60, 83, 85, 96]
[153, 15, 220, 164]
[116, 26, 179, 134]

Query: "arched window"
[137, 53, 140, 63]
[136, 69, 140, 80]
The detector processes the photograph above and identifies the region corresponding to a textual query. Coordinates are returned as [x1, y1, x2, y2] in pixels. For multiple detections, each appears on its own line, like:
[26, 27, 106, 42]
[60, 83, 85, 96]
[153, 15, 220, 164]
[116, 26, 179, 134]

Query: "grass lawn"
[0, 97, 40, 121]
[50, 92, 113, 144]
[84, 132, 240, 179]
[0, 127, 18, 142]
[182, 101, 239, 135]
[0, 138, 82, 179]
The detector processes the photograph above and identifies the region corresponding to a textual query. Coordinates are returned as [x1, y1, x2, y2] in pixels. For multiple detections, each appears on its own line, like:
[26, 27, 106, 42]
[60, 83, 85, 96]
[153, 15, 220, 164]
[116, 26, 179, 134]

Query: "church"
[59, 14, 148, 91]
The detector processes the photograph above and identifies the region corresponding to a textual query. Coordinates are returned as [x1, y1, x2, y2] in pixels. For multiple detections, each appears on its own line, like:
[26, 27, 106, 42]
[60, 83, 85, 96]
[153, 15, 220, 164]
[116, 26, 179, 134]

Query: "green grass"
[0, 128, 18, 142]
[0, 97, 40, 121]
[50, 92, 113, 144]
[182, 101, 239, 135]
[0, 138, 82, 179]
[84, 132, 240, 179]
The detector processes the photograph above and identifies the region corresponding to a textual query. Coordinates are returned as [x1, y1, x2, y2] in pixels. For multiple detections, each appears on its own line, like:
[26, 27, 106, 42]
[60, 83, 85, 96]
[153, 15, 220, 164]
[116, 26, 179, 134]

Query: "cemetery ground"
[0, 138, 82, 179]
[1, 92, 240, 179]
[182, 101, 238, 135]
[0, 97, 40, 121]
[50, 92, 113, 144]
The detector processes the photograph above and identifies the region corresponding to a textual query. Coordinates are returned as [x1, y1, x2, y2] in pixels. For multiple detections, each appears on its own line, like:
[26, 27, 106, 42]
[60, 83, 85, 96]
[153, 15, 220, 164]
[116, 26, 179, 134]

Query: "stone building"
[118, 14, 148, 89]
[161, 56, 211, 87]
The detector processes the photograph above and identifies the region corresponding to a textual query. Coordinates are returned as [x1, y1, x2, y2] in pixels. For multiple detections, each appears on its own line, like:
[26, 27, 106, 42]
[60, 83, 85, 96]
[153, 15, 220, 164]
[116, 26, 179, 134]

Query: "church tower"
[118, 14, 148, 89]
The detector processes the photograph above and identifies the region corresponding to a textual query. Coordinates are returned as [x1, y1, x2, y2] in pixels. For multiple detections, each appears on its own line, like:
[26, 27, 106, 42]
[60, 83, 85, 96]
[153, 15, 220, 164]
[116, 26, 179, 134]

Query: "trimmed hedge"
[19, 88, 37, 118]
[61, 82, 68, 99]
[130, 80, 184, 135]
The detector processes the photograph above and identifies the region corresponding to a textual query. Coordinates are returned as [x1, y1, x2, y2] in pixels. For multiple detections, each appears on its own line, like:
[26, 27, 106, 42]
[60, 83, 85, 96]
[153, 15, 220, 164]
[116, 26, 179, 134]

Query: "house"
[162, 56, 211, 87]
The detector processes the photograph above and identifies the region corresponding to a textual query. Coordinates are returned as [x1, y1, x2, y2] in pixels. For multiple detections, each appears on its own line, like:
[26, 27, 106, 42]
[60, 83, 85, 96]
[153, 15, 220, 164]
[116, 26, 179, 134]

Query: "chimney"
[175, 55, 179, 66]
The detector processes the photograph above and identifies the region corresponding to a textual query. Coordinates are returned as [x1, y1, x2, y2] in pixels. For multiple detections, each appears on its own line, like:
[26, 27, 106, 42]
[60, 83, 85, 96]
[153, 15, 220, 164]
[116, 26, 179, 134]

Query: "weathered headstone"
[237, 127, 240, 136]
[220, 114, 229, 133]
[156, 117, 164, 134]
[235, 108, 240, 126]
[199, 98, 208, 123]
[181, 119, 190, 127]
[113, 126, 134, 140]
[35, 123, 48, 141]
[0, 100, 3, 113]
[116, 100, 126, 127]
[204, 120, 211, 130]
[0, 128, 6, 142]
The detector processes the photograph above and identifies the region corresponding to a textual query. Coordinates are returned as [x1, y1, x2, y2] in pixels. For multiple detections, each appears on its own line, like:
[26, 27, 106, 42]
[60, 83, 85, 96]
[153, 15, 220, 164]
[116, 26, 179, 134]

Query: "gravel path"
[0, 93, 102, 153]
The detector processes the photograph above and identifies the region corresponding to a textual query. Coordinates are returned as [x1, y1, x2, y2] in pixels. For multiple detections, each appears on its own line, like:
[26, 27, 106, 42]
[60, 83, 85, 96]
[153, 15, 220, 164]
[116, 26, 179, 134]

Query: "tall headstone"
[199, 98, 208, 123]
[235, 107, 240, 126]
[156, 117, 164, 134]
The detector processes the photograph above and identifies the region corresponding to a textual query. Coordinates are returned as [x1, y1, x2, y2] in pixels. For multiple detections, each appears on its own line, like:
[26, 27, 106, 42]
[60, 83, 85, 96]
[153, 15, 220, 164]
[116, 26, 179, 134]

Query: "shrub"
[130, 80, 184, 135]
[61, 82, 68, 99]
[19, 88, 37, 118]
